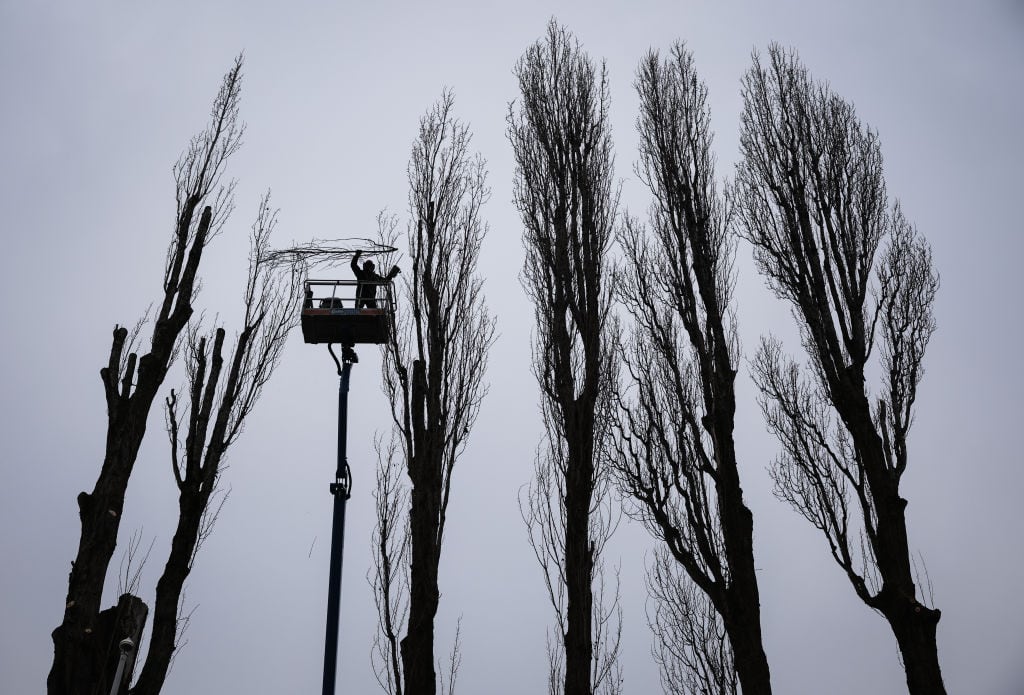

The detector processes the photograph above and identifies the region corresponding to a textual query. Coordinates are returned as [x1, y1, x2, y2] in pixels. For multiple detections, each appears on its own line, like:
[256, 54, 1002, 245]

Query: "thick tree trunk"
[709, 383, 774, 695]
[130, 493, 206, 695]
[726, 620, 772, 695]
[715, 388, 772, 695]
[886, 600, 945, 695]
[50, 205, 209, 695]
[563, 429, 595, 695]
[400, 487, 440, 695]
[720, 528, 772, 695]
[401, 359, 439, 695]
[844, 393, 945, 694]
[563, 395, 600, 694]
[49, 593, 147, 695]
[874, 505, 946, 694]
[49, 420, 147, 695]
[718, 497, 771, 695]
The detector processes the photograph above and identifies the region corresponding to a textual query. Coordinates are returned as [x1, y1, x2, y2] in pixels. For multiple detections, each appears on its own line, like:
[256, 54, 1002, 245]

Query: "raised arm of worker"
[351, 250, 363, 278]
[386, 264, 401, 281]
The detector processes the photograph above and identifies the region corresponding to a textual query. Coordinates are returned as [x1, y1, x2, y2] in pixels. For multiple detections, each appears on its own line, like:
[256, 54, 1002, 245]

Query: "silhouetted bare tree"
[49, 58, 300, 695]
[509, 21, 622, 695]
[613, 43, 771, 694]
[371, 92, 495, 695]
[648, 548, 738, 695]
[734, 44, 943, 694]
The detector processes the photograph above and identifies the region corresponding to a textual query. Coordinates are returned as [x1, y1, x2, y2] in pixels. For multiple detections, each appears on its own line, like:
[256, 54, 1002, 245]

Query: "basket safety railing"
[303, 278, 395, 312]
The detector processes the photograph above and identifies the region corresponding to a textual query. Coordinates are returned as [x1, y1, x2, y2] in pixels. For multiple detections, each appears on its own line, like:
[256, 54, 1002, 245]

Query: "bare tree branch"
[437, 617, 463, 695]
[116, 531, 155, 599]
[371, 437, 409, 695]
[647, 548, 737, 695]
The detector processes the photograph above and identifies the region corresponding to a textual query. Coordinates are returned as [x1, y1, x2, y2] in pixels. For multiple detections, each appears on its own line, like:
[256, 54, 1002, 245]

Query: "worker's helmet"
[364, 260, 375, 272]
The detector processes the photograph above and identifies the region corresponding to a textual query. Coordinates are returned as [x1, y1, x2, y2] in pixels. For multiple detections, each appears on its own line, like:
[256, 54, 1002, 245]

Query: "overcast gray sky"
[2, 1, 1023, 693]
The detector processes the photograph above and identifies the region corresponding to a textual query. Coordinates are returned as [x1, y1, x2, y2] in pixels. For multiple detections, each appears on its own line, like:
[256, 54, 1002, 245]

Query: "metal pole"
[109, 639, 134, 695]
[322, 345, 355, 695]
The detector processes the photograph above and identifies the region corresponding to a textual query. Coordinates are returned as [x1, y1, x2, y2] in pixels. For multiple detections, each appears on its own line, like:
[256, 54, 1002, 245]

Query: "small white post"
[109, 638, 134, 695]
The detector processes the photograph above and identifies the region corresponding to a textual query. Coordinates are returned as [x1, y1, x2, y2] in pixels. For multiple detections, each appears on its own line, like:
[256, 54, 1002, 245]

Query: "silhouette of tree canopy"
[371, 91, 495, 695]
[509, 20, 622, 695]
[734, 43, 944, 695]
[613, 42, 771, 695]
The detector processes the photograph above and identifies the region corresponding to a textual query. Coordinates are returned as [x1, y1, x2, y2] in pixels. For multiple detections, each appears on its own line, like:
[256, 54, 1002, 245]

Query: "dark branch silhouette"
[734, 44, 943, 695]
[371, 436, 410, 695]
[264, 238, 397, 270]
[647, 548, 738, 695]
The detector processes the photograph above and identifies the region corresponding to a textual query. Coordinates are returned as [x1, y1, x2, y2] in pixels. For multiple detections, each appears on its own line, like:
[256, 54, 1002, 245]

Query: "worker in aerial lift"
[351, 250, 401, 309]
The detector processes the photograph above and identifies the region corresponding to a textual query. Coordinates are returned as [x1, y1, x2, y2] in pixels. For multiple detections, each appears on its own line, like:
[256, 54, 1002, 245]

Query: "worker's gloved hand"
[392, 266, 401, 275]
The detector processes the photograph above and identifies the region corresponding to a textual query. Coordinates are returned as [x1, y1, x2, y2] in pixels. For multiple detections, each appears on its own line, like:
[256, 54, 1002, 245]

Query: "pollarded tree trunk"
[48, 59, 245, 695]
[49, 199, 213, 695]
[401, 360, 440, 695]
[50, 58, 298, 695]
